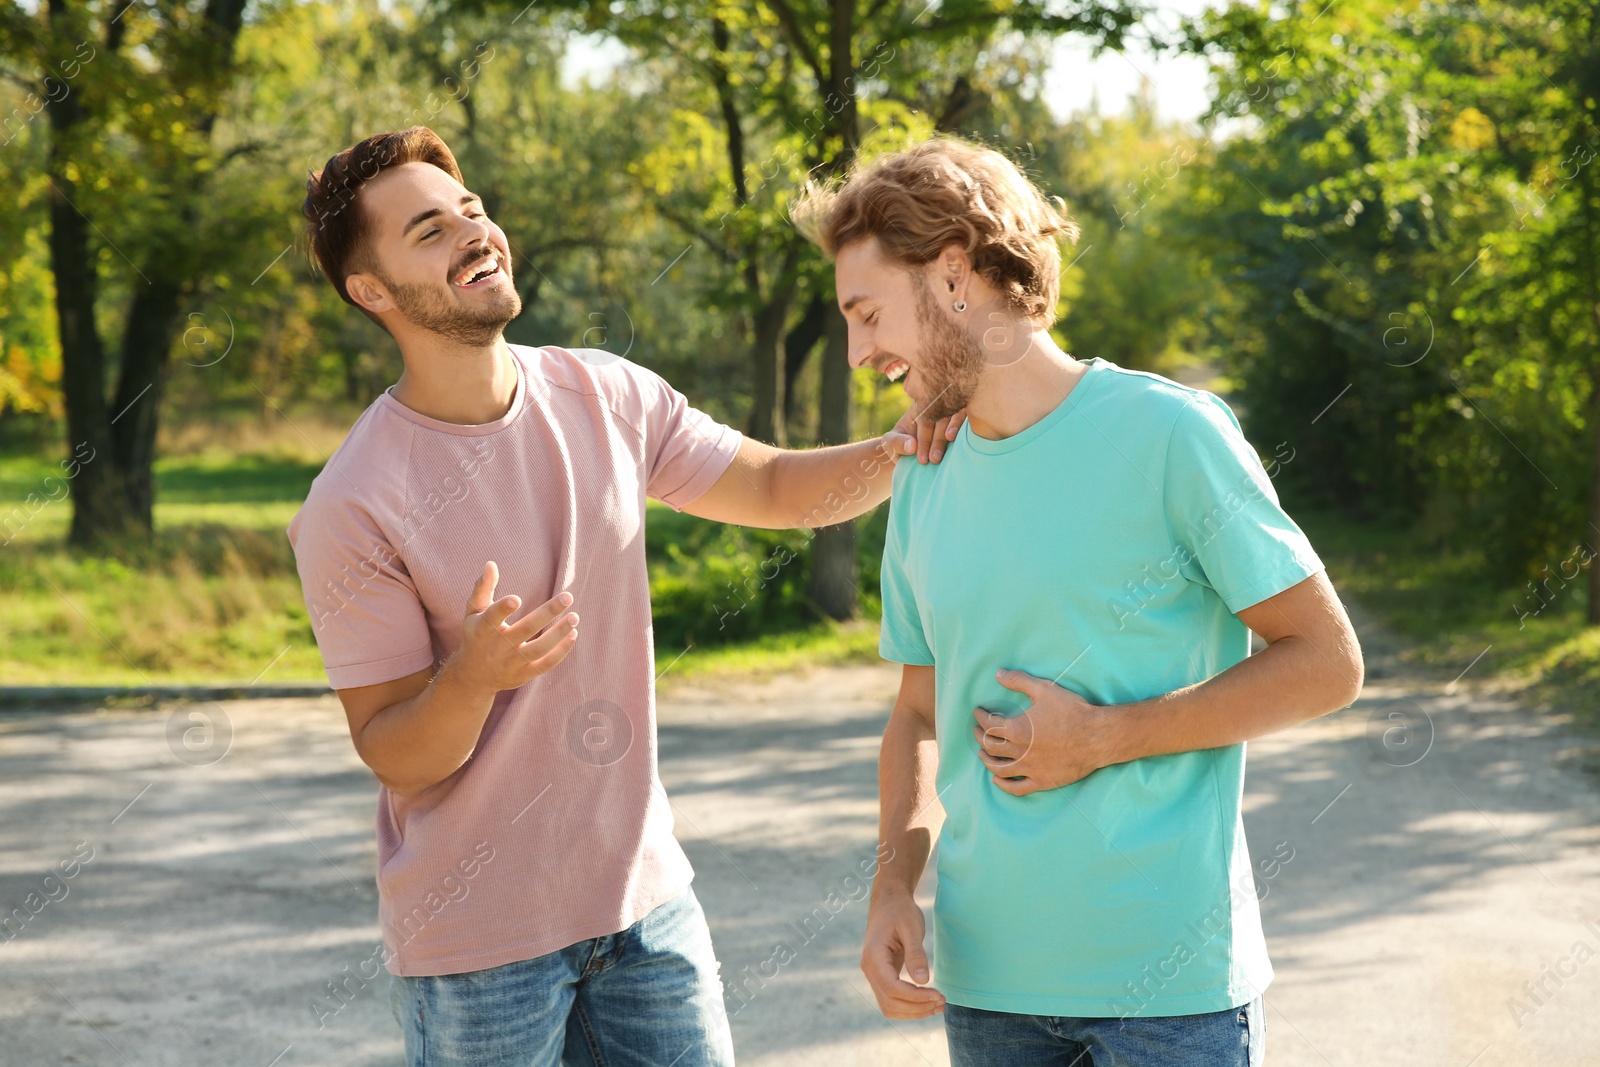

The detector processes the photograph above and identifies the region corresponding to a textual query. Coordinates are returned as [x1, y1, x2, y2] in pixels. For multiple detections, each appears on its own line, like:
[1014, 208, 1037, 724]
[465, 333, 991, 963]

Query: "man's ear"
[938, 243, 971, 290]
[345, 271, 392, 315]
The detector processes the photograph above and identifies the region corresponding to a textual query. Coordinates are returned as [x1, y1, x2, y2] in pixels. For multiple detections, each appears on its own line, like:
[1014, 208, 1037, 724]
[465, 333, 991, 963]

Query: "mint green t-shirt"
[878, 357, 1323, 1018]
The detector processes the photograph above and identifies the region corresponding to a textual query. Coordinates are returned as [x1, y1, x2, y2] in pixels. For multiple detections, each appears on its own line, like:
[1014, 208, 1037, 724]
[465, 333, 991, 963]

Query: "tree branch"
[652, 201, 742, 266]
[765, 0, 827, 91]
[106, 0, 136, 53]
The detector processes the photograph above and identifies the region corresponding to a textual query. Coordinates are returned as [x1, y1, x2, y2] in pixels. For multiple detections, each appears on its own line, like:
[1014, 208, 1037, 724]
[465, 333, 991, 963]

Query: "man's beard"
[378, 266, 522, 347]
[906, 280, 984, 421]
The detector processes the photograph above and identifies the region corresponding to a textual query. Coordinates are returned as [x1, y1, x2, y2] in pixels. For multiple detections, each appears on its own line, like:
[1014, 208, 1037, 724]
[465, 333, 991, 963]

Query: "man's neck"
[965, 332, 1087, 440]
[390, 334, 518, 425]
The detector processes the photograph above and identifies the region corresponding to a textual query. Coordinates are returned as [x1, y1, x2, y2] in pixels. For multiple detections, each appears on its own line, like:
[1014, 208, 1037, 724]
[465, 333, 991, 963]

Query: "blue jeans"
[388, 885, 735, 1066]
[945, 995, 1265, 1067]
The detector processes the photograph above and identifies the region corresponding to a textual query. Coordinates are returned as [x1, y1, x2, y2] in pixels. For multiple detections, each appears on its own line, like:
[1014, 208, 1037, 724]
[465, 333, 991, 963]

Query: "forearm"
[1104, 631, 1363, 766]
[873, 708, 942, 901]
[772, 437, 896, 528]
[357, 657, 499, 796]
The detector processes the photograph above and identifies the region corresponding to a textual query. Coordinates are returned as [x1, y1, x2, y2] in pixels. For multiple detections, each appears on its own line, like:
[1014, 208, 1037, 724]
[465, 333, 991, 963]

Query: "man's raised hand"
[452, 561, 579, 694]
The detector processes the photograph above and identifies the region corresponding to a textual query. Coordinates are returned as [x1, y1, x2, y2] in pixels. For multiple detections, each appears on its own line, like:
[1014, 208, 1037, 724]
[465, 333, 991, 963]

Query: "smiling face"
[836, 236, 984, 421]
[346, 161, 521, 346]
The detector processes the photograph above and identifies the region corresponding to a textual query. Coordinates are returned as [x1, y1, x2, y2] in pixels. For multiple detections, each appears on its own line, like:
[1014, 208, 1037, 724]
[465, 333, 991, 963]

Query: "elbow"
[1290, 630, 1364, 718]
[1330, 635, 1366, 711]
[363, 752, 438, 798]
[370, 762, 415, 797]
[889, 700, 938, 741]
[378, 772, 439, 799]
[1344, 647, 1367, 708]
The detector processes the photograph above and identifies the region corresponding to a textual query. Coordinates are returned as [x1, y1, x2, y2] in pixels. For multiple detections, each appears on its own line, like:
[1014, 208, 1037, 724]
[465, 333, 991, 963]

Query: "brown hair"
[302, 126, 463, 318]
[790, 136, 1079, 326]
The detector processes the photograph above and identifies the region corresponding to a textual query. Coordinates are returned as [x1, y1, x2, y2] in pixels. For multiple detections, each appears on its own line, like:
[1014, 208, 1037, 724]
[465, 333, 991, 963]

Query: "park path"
[2, 602, 1598, 1066]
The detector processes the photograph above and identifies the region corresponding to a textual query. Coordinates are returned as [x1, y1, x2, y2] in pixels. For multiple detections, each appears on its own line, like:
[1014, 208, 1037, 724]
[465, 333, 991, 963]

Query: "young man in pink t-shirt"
[287, 127, 956, 1066]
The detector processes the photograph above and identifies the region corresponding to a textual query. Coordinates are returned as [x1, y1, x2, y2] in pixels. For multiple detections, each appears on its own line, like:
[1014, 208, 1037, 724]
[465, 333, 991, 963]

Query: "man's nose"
[460, 214, 492, 246]
[846, 333, 873, 370]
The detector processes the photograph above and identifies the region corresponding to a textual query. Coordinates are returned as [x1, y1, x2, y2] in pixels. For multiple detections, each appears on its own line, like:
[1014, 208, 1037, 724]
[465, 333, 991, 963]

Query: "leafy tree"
[1043, 87, 1216, 378]
[463, 0, 1143, 617]
[1, 0, 250, 547]
[1186, 0, 1600, 617]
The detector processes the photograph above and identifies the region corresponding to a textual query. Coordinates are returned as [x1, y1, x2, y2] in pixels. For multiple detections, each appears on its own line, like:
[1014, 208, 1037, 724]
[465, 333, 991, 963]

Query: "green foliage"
[1184, 0, 1600, 585]
[0, 441, 889, 683]
[645, 500, 887, 652]
[1044, 90, 1216, 377]
[0, 227, 59, 418]
[5, 0, 1600, 684]
[0, 442, 321, 683]
[1301, 508, 1600, 724]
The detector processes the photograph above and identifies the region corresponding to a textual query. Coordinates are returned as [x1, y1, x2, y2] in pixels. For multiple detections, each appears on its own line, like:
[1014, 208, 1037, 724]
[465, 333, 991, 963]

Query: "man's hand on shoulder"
[883, 407, 966, 466]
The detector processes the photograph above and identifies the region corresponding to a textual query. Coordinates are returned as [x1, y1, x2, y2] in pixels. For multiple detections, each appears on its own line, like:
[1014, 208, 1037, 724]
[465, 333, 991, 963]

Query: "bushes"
[645, 502, 886, 653]
[0, 447, 891, 684]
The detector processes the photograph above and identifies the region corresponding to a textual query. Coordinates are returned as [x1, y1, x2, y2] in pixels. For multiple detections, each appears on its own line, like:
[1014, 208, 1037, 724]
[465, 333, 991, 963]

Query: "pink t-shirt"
[286, 343, 743, 977]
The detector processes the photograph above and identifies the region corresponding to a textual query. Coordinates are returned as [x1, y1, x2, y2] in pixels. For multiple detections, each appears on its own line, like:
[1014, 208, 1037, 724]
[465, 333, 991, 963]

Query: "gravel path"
[2, 604, 1598, 1065]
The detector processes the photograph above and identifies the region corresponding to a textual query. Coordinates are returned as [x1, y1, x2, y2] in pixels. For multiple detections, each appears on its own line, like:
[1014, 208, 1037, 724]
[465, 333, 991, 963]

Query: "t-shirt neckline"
[378, 344, 529, 436]
[960, 356, 1110, 456]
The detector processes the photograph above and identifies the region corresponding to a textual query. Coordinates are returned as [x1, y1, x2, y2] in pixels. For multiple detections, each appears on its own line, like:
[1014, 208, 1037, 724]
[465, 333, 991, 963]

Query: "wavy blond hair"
[790, 136, 1079, 326]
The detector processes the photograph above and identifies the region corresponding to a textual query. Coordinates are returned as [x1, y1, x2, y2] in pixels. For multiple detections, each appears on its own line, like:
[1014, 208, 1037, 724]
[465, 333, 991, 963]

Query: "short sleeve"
[630, 363, 743, 510]
[287, 493, 435, 690]
[1163, 393, 1324, 614]
[878, 464, 935, 666]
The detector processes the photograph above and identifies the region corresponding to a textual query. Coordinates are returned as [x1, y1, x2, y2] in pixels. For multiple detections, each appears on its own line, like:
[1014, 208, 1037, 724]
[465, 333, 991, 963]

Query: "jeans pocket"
[1239, 996, 1265, 1066]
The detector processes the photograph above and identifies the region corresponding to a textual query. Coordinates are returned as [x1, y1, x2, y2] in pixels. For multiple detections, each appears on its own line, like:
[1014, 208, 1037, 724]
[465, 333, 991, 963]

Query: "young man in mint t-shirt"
[791, 137, 1365, 1066]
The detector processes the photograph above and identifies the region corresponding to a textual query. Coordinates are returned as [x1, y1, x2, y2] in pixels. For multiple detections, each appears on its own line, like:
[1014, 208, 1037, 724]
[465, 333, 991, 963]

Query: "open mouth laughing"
[452, 253, 504, 289]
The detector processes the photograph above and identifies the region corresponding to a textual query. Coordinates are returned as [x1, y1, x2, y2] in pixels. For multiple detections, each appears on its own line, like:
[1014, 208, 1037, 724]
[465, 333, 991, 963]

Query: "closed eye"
[420, 213, 487, 241]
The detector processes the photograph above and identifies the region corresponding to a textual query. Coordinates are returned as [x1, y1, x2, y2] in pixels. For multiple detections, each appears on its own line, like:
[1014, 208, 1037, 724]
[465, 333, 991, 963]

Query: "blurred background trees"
[2, 0, 1596, 686]
[1186, 0, 1600, 613]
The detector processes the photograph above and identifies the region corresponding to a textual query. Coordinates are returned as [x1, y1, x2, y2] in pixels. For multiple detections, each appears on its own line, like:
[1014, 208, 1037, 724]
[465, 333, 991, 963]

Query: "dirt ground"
[3, 603, 1599, 1065]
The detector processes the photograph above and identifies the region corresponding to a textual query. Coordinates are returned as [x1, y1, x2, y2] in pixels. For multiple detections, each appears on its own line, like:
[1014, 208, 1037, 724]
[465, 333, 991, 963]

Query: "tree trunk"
[748, 287, 789, 445]
[112, 277, 185, 524]
[45, 0, 249, 548]
[801, 0, 864, 616]
[825, 0, 861, 173]
[782, 292, 829, 432]
[746, 242, 805, 445]
[807, 304, 857, 619]
[1590, 363, 1600, 624]
[707, 16, 792, 446]
[1586, 196, 1600, 622]
[934, 74, 988, 133]
[1580, 42, 1600, 624]
[51, 170, 139, 546]
[46, 5, 135, 547]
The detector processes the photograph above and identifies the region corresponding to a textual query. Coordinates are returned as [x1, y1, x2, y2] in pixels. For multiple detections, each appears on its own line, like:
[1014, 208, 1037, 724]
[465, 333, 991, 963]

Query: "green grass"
[11, 434, 1600, 709]
[0, 439, 890, 687]
[1, 448, 328, 685]
[1298, 509, 1600, 724]
[654, 619, 884, 687]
